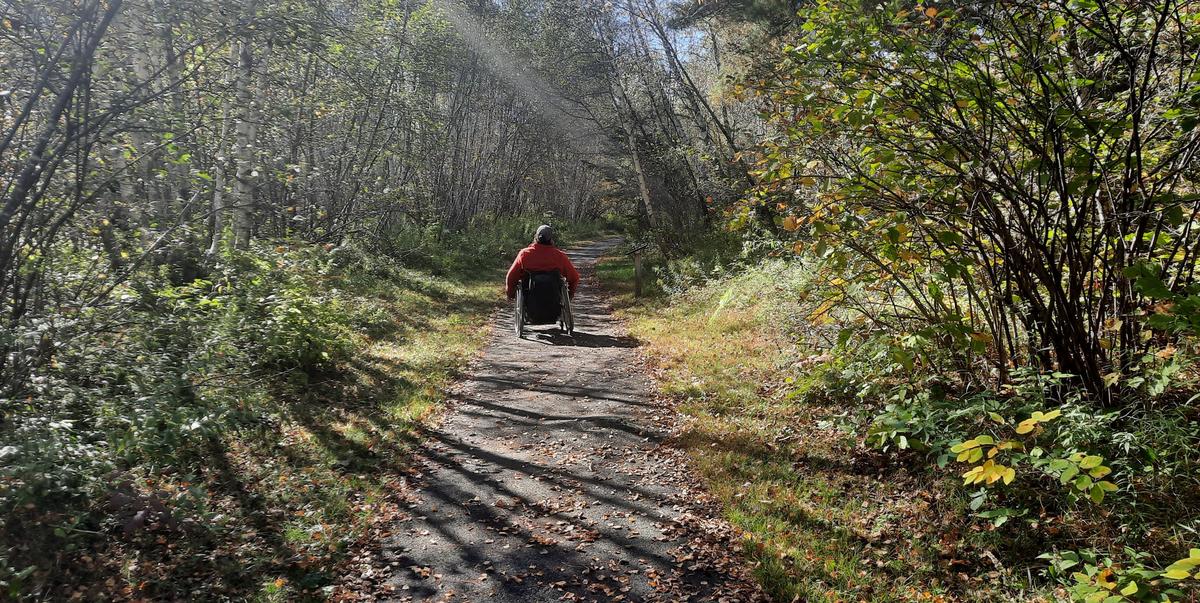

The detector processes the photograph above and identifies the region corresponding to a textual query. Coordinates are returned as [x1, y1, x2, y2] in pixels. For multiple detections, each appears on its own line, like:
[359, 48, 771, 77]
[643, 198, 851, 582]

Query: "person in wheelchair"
[505, 225, 580, 334]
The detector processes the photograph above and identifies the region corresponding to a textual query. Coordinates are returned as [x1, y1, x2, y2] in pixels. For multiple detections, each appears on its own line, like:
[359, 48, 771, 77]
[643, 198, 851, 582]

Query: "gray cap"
[535, 224, 554, 245]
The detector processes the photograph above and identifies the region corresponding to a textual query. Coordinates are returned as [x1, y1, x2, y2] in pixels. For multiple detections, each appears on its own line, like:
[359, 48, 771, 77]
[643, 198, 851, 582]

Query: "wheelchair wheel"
[514, 288, 525, 337]
[559, 281, 574, 335]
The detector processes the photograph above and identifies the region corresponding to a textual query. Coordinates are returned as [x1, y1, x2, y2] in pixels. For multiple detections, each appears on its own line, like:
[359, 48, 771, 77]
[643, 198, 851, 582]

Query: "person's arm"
[561, 253, 581, 297]
[505, 252, 525, 299]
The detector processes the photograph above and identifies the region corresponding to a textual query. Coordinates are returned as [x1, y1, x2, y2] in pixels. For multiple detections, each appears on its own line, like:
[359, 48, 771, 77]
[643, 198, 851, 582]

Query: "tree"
[748, 0, 1200, 400]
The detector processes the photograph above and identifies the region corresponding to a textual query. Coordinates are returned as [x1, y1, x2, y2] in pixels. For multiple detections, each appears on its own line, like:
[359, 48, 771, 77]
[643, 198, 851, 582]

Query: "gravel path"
[375, 238, 766, 602]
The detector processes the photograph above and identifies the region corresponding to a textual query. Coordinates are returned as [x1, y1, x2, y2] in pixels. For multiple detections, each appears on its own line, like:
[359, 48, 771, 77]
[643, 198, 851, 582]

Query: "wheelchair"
[514, 270, 573, 337]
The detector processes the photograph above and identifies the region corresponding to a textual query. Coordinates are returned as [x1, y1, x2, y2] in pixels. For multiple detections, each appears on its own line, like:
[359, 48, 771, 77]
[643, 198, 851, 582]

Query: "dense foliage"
[710, 0, 1200, 599]
[10, 0, 1199, 598]
[0, 0, 643, 596]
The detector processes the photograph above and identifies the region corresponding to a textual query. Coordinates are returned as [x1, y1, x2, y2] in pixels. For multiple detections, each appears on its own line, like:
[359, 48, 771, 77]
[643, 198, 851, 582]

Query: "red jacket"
[505, 243, 580, 299]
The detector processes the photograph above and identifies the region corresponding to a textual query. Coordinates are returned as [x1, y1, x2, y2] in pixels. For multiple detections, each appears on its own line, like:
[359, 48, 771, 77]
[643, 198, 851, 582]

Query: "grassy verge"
[32, 262, 502, 601]
[3, 218, 626, 600]
[596, 252, 1039, 602]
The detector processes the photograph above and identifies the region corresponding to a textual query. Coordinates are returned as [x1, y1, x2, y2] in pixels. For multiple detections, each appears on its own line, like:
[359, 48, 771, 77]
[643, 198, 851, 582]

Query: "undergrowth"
[597, 242, 1200, 603]
[0, 219, 607, 600]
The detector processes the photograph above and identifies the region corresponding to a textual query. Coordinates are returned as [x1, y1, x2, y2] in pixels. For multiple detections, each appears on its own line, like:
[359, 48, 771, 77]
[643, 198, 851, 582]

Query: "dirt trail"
[371, 238, 765, 602]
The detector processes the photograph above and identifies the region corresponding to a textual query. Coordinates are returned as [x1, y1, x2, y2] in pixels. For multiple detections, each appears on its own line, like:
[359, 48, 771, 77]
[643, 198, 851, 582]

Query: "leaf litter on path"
[330, 240, 766, 602]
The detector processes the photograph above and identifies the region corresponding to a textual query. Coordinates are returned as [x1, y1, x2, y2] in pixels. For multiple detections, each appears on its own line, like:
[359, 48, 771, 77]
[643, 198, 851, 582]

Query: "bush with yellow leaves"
[950, 408, 1119, 503]
[1043, 548, 1200, 602]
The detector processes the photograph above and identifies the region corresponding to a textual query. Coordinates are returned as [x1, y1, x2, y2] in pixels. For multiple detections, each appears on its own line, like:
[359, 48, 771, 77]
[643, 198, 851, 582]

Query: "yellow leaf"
[1088, 465, 1111, 478]
[1015, 419, 1036, 434]
[1163, 567, 1191, 580]
[782, 216, 800, 231]
[1103, 372, 1121, 388]
[1121, 581, 1138, 596]
[1002, 467, 1015, 485]
[1079, 455, 1102, 470]
[924, 6, 938, 17]
[962, 466, 983, 485]
[1041, 409, 1062, 421]
[950, 439, 979, 453]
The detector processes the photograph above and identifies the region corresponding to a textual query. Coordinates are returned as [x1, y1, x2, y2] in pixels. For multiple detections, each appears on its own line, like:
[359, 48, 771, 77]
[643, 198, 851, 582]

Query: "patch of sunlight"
[386, 398, 434, 425]
[283, 525, 309, 544]
[333, 422, 369, 445]
[252, 577, 291, 603]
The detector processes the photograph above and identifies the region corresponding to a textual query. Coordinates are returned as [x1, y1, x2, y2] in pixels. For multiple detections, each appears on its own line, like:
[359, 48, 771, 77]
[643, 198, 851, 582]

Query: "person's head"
[534, 224, 554, 246]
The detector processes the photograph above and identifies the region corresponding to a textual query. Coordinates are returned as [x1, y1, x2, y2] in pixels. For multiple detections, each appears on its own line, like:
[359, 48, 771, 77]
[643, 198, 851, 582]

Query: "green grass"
[13, 262, 506, 601]
[4, 221, 619, 600]
[129, 269, 502, 601]
[596, 253, 1032, 603]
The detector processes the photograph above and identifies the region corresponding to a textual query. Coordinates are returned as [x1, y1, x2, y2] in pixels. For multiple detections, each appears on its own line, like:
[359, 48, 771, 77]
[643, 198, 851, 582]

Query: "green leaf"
[1074, 474, 1093, 491]
[1060, 465, 1080, 484]
[1134, 272, 1172, 299]
[968, 493, 985, 510]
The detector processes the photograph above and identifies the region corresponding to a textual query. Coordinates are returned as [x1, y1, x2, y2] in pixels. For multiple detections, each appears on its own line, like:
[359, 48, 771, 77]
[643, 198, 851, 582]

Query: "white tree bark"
[231, 37, 258, 249]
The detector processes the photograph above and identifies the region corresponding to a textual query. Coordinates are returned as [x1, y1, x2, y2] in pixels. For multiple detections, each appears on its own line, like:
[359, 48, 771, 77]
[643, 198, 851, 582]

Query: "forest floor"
[333, 239, 765, 602]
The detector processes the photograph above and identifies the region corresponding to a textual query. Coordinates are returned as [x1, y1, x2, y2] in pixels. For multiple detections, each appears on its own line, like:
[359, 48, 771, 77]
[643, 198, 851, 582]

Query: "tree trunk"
[231, 37, 258, 249]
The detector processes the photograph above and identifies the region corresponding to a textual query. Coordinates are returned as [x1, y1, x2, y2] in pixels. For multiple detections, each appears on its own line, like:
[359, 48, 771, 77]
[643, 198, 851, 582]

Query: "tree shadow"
[469, 374, 654, 407]
[382, 425, 718, 600]
[455, 396, 661, 441]
[530, 329, 640, 348]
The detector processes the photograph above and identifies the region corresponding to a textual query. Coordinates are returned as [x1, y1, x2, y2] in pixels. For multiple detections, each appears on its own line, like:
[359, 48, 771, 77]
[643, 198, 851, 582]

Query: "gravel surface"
[372, 238, 767, 602]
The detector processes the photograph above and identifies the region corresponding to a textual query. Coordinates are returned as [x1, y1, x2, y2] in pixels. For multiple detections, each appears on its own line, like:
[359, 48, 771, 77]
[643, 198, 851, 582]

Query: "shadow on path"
[370, 237, 767, 602]
[530, 329, 640, 348]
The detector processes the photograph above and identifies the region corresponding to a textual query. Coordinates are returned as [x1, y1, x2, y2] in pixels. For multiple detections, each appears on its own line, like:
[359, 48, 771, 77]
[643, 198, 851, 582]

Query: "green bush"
[0, 243, 376, 585]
